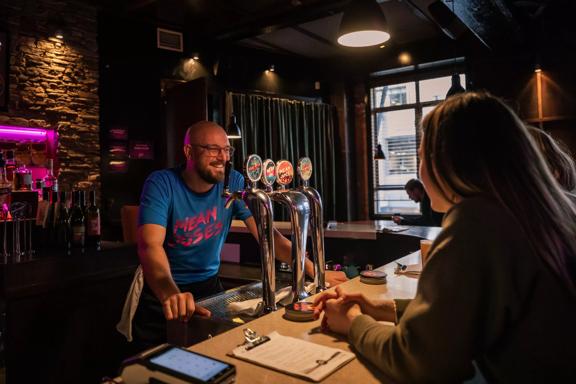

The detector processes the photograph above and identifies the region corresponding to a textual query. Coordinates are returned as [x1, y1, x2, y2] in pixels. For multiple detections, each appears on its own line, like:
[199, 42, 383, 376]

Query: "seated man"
[130, 120, 347, 349]
[392, 179, 443, 226]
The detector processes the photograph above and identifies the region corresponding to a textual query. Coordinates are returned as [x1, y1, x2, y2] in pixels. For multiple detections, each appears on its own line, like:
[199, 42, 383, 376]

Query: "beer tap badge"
[297, 157, 313, 182]
[275, 160, 294, 187]
[245, 154, 263, 183]
[261, 159, 277, 187]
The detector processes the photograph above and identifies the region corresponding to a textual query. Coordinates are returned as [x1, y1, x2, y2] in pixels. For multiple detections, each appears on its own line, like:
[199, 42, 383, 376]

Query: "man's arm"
[138, 224, 209, 321]
[243, 217, 347, 286]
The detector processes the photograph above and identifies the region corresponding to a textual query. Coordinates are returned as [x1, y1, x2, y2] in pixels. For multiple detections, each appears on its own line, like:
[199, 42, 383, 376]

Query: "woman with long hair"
[313, 92, 576, 383]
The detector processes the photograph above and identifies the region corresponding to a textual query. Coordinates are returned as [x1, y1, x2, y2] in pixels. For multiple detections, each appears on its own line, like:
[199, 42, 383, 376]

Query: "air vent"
[157, 28, 183, 52]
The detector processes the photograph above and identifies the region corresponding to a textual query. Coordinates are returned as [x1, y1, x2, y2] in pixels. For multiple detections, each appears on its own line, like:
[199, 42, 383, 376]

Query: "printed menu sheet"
[230, 331, 355, 382]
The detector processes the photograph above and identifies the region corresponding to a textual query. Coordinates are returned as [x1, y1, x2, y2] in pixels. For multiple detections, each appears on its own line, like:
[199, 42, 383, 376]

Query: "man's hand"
[325, 270, 348, 287]
[392, 215, 403, 224]
[162, 292, 211, 322]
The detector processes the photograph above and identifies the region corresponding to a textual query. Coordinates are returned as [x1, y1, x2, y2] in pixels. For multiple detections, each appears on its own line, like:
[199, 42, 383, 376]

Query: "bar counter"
[187, 251, 422, 383]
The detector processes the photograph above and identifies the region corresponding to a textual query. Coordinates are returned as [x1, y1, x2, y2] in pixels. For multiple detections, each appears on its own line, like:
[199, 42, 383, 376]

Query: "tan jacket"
[349, 196, 576, 383]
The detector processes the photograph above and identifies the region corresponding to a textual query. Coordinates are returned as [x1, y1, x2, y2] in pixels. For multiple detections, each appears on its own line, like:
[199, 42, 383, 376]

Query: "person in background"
[121, 121, 346, 350]
[313, 92, 576, 383]
[528, 125, 576, 192]
[392, 179, 443, 226]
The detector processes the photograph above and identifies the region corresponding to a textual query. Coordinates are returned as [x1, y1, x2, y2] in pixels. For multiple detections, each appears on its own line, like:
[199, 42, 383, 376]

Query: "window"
[370, 67, 465, 216]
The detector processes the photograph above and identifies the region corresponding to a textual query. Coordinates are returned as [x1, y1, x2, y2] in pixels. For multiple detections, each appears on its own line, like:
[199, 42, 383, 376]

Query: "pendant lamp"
[338, 0, 391, 47]
[226, 115, 242, 139]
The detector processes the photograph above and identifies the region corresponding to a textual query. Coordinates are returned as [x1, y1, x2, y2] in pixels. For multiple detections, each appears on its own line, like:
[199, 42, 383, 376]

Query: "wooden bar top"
[230, 220, 441, 241]
[188, 251, 422, 383]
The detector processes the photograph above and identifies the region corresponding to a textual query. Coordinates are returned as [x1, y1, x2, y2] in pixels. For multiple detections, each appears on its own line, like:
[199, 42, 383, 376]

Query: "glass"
[371, 82, 416, 108]
[419, 74, 465, 102]
[373, 189, 419, 215]
[373, 108, 417, 187]
[192, 144, 235, 157]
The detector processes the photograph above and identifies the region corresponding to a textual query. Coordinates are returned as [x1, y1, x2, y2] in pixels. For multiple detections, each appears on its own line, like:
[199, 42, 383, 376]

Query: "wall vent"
[157, 28, 183, 52]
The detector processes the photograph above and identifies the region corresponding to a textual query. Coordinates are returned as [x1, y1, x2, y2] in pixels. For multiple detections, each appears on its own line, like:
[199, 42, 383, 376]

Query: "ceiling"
[90, 0, 576, 59]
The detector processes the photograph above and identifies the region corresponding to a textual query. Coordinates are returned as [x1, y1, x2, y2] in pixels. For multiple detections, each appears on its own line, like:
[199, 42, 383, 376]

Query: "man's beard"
[197, 160, 225, 184]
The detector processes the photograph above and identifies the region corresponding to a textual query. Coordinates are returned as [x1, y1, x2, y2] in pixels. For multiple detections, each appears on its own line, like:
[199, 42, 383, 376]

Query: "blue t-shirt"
[138, 166, 252, 285]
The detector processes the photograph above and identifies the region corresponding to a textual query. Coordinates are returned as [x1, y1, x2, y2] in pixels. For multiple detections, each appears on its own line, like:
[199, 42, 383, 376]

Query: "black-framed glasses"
[191, 144, 235, 157]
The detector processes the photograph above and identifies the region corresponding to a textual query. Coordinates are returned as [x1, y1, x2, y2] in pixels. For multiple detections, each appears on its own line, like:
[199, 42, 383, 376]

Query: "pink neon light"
[0, 125, 48, 140]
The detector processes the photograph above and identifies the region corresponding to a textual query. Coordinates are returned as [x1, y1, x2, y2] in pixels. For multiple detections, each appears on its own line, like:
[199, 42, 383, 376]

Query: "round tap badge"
[275, 160, 294, 187]
[244, 154, 263, 183]
[261, 159, 277, 187]
[297, 157, 313, 182]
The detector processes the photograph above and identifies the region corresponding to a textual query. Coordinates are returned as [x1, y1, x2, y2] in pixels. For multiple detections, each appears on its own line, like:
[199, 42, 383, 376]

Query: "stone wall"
[0, 0, 99, 192]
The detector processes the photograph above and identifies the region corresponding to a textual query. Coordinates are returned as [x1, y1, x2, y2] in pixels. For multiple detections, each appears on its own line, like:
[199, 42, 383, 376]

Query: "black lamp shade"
[338, 0, 390, 47]
[374, 144, 386, 160]
[446, 74, 466, 98]
[227, 115, 242, 139]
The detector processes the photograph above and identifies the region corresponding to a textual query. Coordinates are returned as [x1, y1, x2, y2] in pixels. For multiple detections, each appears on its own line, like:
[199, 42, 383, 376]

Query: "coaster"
[359, 270, 387, 285]
[284, 302, 316, 322]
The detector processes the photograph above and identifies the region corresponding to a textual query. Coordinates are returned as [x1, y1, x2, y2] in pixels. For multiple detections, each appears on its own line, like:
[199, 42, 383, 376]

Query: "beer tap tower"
[297, 157, 327, 293]
[223, 155, 277, 314]
[266, 159, 311, 303]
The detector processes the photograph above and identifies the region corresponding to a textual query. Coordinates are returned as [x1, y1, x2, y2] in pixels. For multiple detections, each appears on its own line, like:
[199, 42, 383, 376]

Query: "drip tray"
[198, 281, 264, 321]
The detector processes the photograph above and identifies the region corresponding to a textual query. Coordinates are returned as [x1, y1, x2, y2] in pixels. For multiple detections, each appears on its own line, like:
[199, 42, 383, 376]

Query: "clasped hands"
[312, 286, 397, 336]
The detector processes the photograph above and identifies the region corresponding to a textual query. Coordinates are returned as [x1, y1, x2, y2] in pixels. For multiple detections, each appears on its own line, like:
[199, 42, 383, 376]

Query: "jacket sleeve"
[348, 213, 508, 383]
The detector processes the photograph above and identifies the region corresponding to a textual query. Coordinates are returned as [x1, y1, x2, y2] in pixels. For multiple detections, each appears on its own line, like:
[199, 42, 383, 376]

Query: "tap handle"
[275, 160, 294, 190]
[297, 157, 313, 188]
[222, 161, 232, 197]
[244, 154, 263, 189]
[261, 159, 276, 192]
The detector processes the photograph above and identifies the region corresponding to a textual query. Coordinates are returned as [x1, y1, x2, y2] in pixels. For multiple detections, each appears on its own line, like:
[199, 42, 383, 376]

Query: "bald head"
[184, 121, 228, 146]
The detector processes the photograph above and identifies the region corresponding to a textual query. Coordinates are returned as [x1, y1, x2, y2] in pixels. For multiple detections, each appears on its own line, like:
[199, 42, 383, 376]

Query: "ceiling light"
[226, 115, 242, 139]
[337, 0, 391, 47]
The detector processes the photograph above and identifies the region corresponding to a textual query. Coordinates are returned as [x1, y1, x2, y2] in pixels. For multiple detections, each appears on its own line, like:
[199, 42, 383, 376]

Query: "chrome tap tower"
[297, 157, 327, 293]
[223, 155, 277, 314]
[266, 159, 311, 303]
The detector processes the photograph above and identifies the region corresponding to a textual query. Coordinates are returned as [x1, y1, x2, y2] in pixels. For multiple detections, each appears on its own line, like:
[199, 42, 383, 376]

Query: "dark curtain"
[229, 92, 337, 221]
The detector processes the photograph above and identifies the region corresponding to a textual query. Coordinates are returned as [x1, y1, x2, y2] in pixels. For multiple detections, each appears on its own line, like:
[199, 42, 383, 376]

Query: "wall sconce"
[337, 0, 391, 47]
[49, 17, 66, 40]
[192, 52, 199, 61]
[265, 64, 275, 73]
[226, 115, 242, 139]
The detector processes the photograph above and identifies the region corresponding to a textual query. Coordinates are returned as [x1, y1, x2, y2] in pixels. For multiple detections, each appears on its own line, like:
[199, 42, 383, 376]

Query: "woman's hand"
[313, 286, 396, 323]
[322, 299, 362, 335]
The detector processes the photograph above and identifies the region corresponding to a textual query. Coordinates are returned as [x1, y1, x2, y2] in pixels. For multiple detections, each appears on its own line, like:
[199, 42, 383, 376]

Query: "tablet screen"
[150, 347, 230, 381]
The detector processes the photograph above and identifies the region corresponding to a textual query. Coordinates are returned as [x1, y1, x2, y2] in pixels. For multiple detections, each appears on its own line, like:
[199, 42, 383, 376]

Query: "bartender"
[129, 120, 347, 349]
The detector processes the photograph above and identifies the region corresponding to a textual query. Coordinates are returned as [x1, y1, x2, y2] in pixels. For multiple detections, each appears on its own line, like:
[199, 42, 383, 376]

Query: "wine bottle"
[70, 190, 85, 252]
[56, 190, 71, 255]
[85, 190, 101, 251]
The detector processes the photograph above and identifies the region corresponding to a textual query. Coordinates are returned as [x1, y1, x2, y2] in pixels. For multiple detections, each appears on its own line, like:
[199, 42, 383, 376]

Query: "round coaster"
[359, 270, 387, 285]
[284, 301, 315, 322]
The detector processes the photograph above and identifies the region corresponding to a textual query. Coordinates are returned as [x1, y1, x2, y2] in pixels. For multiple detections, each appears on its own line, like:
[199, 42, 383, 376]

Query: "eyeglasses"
[191, 144, 235, 157]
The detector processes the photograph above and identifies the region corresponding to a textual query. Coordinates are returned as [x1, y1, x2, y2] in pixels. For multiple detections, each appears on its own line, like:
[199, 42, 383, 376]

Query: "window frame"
[367, 61, 466, 219]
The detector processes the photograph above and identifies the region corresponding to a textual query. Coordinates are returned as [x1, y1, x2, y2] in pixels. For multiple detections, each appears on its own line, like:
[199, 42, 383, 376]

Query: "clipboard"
[229, 331, 355, 382]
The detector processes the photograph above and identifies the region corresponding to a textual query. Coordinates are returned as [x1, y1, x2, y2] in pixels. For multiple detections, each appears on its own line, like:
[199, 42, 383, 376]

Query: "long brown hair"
[421, 92, 576, 295]
[528, 126, 576, 192]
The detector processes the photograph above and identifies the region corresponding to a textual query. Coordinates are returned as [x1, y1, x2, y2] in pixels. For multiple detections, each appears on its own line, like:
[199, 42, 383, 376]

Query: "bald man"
[133, 121, 346, 348]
